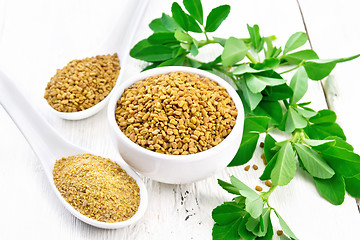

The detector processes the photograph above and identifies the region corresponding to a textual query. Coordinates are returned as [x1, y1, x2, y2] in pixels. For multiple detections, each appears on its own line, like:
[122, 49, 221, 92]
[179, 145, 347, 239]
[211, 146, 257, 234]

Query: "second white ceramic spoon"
[0, 70, 148, 229]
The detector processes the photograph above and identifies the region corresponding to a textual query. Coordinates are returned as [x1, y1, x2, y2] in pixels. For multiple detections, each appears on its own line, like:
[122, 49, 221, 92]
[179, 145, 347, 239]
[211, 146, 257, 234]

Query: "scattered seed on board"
[44, 53, 120, 112]
[244, 165, 251, 171]
[261, 153, 267, 165]
[115, 71, 237, 155]
[265, 180, 273, 187]
[255, 186, 263, 192]
[53, 154, 140, 223]
[253, 164, 258, 170]
[277, 230, 284, 236]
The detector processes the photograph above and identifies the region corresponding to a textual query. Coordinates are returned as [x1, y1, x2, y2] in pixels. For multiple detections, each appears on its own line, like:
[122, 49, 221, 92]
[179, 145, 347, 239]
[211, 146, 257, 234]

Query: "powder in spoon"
[53, 154, 140, 223]
[44, 53, 120, 112]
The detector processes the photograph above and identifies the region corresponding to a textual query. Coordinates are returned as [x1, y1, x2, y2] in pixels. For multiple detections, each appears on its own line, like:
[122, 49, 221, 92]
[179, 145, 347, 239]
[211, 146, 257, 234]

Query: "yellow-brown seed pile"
[115, 71, 238, 155]
[44, 53, 120, 112]
[53, 154, 140, 223]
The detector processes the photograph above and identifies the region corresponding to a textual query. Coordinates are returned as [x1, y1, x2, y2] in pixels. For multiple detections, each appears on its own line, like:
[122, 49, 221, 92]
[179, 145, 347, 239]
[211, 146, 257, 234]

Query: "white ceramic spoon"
[0, 70, 148, 229]
[44, 0, 150, 120]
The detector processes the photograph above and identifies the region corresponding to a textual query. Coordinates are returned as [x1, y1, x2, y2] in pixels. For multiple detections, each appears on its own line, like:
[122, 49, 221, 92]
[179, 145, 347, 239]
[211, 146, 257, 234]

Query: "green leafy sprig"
[129, 0, 360, 238]
[213, 176, 297, 240]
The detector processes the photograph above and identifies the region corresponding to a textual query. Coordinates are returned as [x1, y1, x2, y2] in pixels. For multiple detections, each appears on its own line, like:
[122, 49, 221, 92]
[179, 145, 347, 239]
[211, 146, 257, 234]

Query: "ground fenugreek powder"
[115, 71, 238, 155]
[53, 154, 140, 223]
[44, 53, 120, 112]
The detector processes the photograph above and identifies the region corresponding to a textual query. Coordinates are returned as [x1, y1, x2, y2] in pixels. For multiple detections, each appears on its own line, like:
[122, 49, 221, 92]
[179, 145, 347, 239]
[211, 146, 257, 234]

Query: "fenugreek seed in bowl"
[115, 71, 238, 155]
[107, 66, 244, 184]
[44, 53, 121, 120]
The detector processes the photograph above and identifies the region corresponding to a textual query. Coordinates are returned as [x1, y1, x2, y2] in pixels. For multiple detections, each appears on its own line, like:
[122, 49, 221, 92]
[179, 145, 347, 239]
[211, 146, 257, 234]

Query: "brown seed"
[244, 165, 250, 171]
[277, 230, 284, 236]
[261, 153, 267, 165]
[265, 180, 273, 187]
[260, 142, 264, 148]
[255, 186, 263, 192]
[53, 154, 140, 223]
[115, 71, 237, 155]
[253, 164, 259, 170]
[44, 53, 120, 112]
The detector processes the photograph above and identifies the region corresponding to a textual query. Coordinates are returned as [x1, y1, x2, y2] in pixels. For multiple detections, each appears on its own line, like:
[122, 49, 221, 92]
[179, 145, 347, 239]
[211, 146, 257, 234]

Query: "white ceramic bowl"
[107, 66, 244, 184]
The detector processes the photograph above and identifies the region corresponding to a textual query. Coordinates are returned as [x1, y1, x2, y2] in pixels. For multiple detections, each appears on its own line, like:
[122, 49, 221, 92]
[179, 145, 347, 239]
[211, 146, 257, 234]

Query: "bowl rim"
[107, 66, 244, 163]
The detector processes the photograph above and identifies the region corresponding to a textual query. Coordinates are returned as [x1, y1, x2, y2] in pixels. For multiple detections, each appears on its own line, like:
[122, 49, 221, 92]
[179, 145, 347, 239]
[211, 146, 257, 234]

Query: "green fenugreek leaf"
[229, 132, 259, 167]
[323, 136, 353, 151]
[238, 214, 257, 240]
[304, 54, 360, 80]
[284, 107, 307, 133]
[309, 109, 337, 124]
[205, 5, 231, 32]
[221, 37, 248, 67]
[233, 64, 264, 75]
[148, 32, 178, 44]
[260, 152, 278, 181]
[252, 58, 280, 70]
[247, 24, 264, 53]
[218, 179, 241, 195]
[289, 66, 308, 105]
[245, 73, 286, 94]
[246, 208, 271, 237]
[294, 143, 334, 179]
[158, 55, 185, 67]
[283, 49, 319, 65]
[130, 41, 173, 62]
[212, 203, 245, 225]
[274, 210, 298, 239]
[257, 217, 273, 240]
[244, 195, 263, 219]
[305, 122, 346, 140]
[183, 0, 203, 24]
[262, 84, 293, 101]
[212, 218, 242, 240]
[314, 172, 345, 205]
[171, 3, 202, 32]
[283, 32, 308, 54]
[149, 18, 170, 32]
[344, 175, 360, 198]
[252, 100, 283, 125]
[264, 134, 277, 162]
[243, 115, 271, 133]
[239, 80, 263, 111]
[161, 13, 181, 31]
[271, 142, 297, 186]
[321, 146, 360, 178]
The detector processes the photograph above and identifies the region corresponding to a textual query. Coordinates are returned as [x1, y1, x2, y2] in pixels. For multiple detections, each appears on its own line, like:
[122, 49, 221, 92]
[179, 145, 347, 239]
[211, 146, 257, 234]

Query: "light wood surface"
[0, 0, 359, 239]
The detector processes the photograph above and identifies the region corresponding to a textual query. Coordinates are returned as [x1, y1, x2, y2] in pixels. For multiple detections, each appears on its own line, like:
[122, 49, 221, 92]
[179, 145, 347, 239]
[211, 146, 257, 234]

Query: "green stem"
[197, 39, 216, 48]
[279, 60, 305, 74]
[262, 185, 277, 201]
[204, 31, 210, 41]
[246, 52, 258, 64]
[283, 100, 290, 109]
[279, 64, 301, 74]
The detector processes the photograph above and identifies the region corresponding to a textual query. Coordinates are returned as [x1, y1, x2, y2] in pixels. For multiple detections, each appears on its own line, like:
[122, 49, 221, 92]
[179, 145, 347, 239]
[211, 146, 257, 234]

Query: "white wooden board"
[0, 0, 359, 239]
[298, 0, 360, 208]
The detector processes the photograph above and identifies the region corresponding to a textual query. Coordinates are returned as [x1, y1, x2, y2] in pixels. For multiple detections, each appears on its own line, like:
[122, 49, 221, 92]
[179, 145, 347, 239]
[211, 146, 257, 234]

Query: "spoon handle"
[0, 70, 76, 177]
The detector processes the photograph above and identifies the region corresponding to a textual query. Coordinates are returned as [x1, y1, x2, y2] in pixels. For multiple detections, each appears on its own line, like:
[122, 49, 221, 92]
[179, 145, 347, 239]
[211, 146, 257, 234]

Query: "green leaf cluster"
[130, 0, 360, 238]
[257, 110, 360, 205]
[212, 176, 298, 240]
[130, 0, 231, 70]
